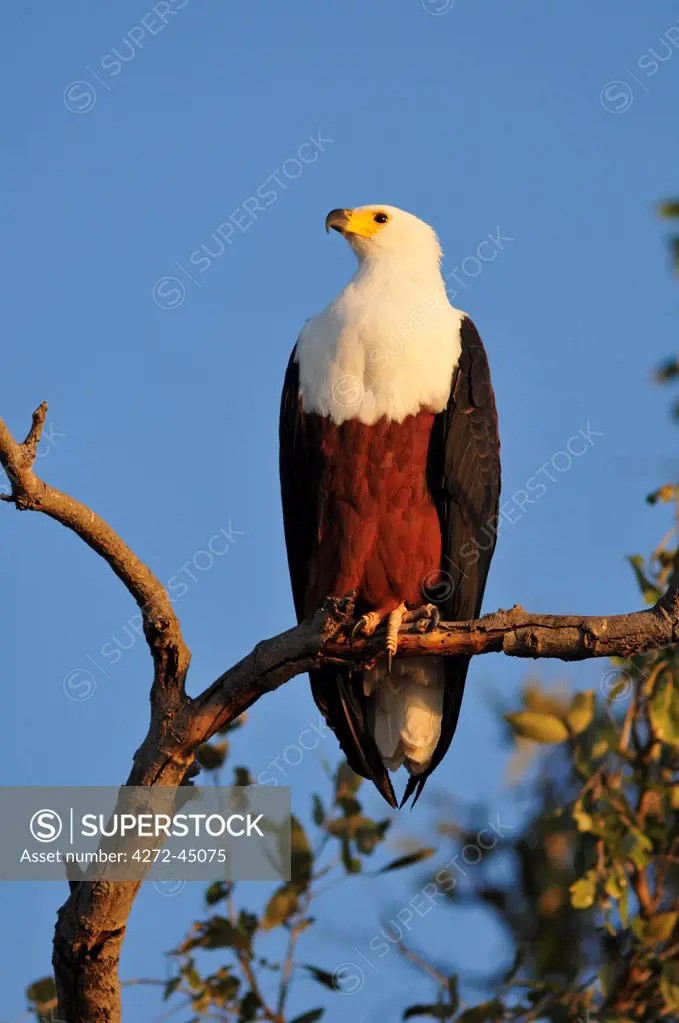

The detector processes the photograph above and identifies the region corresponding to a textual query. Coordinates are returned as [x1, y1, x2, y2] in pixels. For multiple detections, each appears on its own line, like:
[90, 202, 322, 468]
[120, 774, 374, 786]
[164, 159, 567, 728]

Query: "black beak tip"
[325, 208, 349, 234]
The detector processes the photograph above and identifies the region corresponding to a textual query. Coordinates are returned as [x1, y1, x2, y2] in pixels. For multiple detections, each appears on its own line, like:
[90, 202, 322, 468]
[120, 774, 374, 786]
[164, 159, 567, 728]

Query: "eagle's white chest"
[296, 267, 464, 426]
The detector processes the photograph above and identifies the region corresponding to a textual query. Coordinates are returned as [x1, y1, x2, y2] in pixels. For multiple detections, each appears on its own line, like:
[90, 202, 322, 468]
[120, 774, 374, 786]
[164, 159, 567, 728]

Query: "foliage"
[23, 201, 679, 1023]
[150, 745, 424, 1023]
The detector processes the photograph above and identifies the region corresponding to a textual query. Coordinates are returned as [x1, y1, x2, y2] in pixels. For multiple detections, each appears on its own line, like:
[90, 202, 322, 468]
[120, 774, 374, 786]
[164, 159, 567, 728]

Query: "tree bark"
[2, 403, 677, 1022]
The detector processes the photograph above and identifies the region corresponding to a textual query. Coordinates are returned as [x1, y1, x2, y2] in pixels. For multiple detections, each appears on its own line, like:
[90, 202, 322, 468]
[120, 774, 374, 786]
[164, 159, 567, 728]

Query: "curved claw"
[406, 603, 441, 634]
[351, 611, 381, 645]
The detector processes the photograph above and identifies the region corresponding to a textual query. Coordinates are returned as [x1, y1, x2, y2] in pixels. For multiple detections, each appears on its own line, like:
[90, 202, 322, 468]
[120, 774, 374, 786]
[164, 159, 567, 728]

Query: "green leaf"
[570, 870, 597, 909]
[303, 965, 339, 991]
[659, 201, 679, 220]
[447, 974, 459, 1011]
[645, 911, 677, 945]
[233, 766, 253, 786]
[457, 1000, 506, 1022]
[660, 963, 679, 1011]
[567, 690, 595, 734]
[26, 978, 57, 1012]
[238, 990, 261, 1022]
[379, 848, 435, 873]
[179, 916, 252, 953]
[195, 742, 228, 771]
[261, 883, 299, 930]
[335, 762, 363, 798]
[163, 976, 182, 1001]
[627, 555, 662, 605]
[573, 805, 595, 833]
[650, 679, 679, 749]
[340, 836, 361, 874]
[290, 815, 314, 887]
[312, 794, 325, 826]
[646, 484, 677, 505]
[205, 881, 230, 906]
[403, 1005, 455, 1020]
[505, 711, 569, 744]
[290, 1012, 325, 1023]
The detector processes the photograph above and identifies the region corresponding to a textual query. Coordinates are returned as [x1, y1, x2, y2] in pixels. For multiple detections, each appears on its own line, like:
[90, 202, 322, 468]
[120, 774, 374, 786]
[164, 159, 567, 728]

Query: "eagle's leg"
[385, 603, 440, 672]
[350, 610, 383, 644]
[350, 597, 403, 646]
[385, 603, 408, 674]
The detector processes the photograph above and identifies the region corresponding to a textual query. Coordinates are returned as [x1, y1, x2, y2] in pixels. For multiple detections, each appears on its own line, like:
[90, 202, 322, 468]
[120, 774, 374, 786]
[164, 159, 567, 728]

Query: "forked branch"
[2, 402, 678, 1023]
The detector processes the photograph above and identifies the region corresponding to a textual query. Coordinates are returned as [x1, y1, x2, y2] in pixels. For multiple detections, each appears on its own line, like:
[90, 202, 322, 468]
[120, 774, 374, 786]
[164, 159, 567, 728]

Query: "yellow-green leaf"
[570, 870, 597, 909]
[290, 815, 313, 887]
[195, 741, 228, 771]
[650, 680, 679, 749]
[645, 912, 678, 945]
[26, 978, 57, 1013]
[567, 690, 595, 735]
[627, 555, 662, 605]
[261, 883, 299, 930]
[379, 848, 435, 873]
[573, 807, 594, 833]
[505, 711, 569, 744]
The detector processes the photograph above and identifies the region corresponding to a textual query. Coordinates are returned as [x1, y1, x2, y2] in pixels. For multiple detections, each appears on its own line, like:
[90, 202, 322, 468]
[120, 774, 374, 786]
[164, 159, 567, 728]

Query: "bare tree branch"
[3, 402, 679, 1023]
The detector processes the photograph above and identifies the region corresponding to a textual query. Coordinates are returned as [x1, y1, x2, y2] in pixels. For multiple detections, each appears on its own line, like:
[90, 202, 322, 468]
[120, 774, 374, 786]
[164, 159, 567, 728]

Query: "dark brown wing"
[279, 348, 398, 807]
[402, 316, 501, 806]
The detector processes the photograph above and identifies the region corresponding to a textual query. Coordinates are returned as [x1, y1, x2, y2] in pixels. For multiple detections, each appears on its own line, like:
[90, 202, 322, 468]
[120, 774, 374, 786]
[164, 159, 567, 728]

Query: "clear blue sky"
[2, 2, 679, 1019]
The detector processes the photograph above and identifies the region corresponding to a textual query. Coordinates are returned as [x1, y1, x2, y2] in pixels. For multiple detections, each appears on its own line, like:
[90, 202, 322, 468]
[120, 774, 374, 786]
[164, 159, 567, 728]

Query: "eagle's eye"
[373, 212, 389, 224]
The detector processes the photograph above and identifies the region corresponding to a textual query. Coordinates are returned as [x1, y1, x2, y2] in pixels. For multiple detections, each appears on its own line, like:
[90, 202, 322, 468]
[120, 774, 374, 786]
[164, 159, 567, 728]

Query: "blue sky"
[2, 1, 679, 1019]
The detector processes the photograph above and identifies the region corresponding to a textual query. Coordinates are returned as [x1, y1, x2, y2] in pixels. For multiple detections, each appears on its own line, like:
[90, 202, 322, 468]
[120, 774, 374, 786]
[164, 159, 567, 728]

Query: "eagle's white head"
[325, 204, 443, 271]
[297, 203, 463, 426]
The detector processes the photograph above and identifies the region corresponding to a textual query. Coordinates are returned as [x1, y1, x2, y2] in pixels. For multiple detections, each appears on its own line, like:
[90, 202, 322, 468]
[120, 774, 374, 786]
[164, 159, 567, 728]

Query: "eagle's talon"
[405, 603, 440, 633]
[351, 611, 381, 645]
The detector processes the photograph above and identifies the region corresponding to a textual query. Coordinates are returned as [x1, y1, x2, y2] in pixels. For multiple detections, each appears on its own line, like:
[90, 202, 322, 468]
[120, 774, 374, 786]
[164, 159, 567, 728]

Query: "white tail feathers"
[364, 658, 444, 775]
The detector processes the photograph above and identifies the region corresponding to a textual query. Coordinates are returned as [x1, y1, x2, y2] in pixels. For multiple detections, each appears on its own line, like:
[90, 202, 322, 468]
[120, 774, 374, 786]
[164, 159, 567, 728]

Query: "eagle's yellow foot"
[404, 603, 441, 633]
[385, 603, 440, 672]
[385, 603, 407, 673]
[350, 611, 383, 645]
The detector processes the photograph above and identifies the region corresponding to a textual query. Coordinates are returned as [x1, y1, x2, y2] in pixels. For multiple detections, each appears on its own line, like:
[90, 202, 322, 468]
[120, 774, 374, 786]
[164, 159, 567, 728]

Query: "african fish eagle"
[279, 205, 501, 808]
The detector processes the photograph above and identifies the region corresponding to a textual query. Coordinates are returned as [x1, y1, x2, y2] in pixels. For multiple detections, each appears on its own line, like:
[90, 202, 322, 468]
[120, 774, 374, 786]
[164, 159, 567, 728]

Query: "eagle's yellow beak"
[325, 208, 386, 239]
